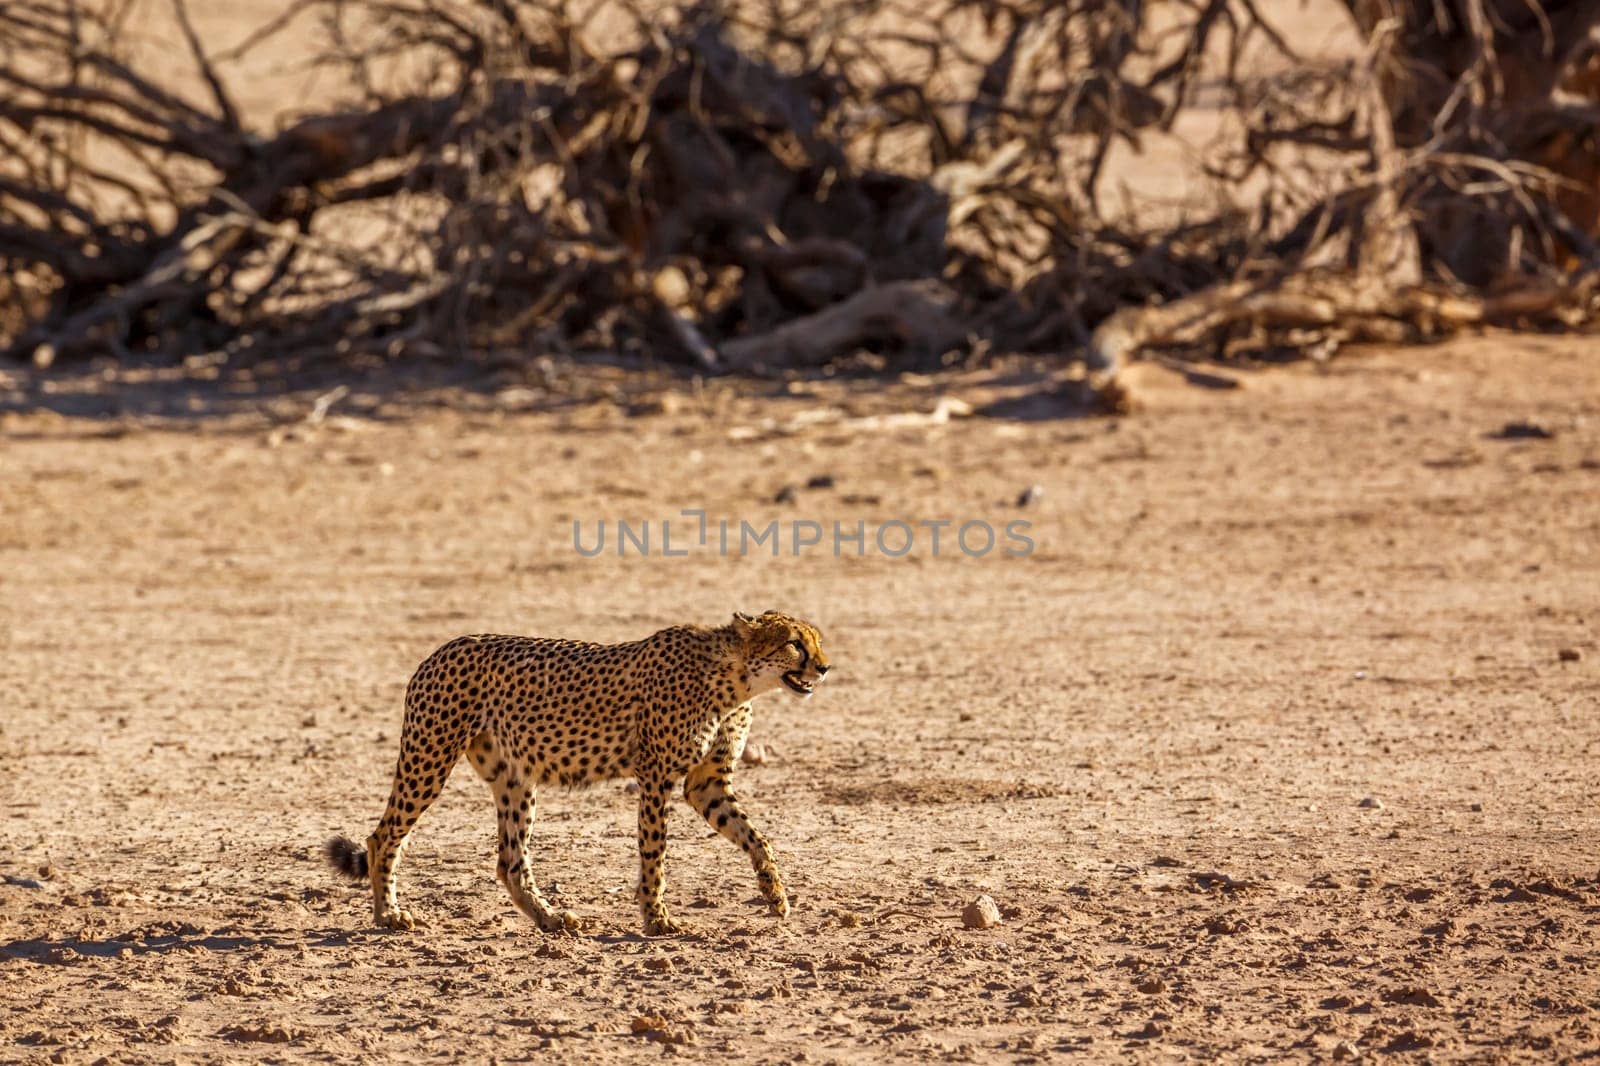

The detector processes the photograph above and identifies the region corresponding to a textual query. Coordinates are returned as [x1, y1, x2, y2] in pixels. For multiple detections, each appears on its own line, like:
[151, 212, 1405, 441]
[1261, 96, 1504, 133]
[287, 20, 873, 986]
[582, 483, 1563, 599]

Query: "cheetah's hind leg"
[466, 731, 583, 935]
[353, 714, 470, 930]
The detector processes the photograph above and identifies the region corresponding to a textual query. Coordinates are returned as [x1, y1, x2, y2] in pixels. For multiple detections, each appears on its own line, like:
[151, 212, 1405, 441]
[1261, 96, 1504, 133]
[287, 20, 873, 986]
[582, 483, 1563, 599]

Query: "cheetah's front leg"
[684, 705, 789, 918]
[685, 757, 789, 918]
[635, 772, 685, 936]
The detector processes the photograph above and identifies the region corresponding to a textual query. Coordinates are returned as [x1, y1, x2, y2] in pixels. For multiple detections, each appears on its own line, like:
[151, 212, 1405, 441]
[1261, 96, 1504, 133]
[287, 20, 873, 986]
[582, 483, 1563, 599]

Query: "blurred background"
[2, 0, 1597, 415]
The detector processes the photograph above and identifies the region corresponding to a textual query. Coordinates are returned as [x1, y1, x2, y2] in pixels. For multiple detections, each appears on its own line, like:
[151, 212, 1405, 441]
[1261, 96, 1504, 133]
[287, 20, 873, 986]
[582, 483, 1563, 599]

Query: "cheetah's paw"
[375, 908, 422, 931]
[643, 910, 689, 937]
[756, 867, 790, 918]
[534, 908, 585, 935]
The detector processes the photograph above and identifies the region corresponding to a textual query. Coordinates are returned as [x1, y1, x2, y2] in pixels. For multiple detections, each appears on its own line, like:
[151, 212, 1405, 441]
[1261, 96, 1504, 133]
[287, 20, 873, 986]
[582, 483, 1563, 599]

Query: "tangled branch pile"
[2, 0, 1598, 392]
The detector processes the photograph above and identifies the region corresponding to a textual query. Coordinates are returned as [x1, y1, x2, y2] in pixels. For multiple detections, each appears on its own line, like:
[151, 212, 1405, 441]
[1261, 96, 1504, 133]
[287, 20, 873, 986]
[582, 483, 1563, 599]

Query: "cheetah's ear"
[731, 611, 756, 638]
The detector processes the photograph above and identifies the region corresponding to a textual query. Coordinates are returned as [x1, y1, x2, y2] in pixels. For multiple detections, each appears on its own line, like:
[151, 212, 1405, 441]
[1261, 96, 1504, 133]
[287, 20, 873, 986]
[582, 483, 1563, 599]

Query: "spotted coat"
[325, 611, 830, 936]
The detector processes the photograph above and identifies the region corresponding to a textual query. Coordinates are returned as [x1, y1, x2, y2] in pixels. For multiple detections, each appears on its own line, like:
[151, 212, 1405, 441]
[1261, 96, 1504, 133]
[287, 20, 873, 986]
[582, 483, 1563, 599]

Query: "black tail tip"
[324, 836, 368, 881]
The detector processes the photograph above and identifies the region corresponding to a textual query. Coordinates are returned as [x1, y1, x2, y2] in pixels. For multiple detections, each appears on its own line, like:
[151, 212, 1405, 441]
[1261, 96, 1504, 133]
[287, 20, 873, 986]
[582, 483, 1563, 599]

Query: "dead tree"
[1093, 0, 1600, 374]
[1, 0, 1597, 398]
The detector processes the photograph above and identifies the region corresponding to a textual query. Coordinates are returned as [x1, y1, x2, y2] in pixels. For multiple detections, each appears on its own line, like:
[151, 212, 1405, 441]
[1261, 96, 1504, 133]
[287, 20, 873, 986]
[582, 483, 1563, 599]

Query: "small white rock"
[962, 895, 1003, 929]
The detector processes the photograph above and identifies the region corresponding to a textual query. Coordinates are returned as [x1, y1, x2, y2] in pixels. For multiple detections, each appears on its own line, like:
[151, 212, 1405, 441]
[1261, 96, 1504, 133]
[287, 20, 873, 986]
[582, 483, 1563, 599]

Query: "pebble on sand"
[1557, 647, 1582, 662]
[1488, 420, 1554, 440]
[1358, 796, 1384, 809]
[962, 895, 1003, 929]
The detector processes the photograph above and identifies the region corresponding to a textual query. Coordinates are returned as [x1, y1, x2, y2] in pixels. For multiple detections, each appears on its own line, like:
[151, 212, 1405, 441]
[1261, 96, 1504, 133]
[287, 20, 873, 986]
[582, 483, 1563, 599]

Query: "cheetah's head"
[732, 611, 831, 698]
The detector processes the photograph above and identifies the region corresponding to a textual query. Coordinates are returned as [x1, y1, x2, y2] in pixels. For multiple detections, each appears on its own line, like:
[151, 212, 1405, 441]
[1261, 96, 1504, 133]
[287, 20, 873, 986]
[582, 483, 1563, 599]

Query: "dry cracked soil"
[2, 338, 1599, 1063]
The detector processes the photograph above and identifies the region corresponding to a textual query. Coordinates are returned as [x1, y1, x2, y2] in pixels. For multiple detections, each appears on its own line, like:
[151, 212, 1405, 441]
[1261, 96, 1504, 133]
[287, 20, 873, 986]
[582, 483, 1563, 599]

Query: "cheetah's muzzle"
[782, 671, 816, 696]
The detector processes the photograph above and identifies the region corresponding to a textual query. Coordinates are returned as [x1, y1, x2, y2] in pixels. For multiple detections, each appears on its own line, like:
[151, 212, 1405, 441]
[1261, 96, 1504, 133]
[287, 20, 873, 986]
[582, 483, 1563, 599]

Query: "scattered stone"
[1469, 802, 1483, 812]
[631, 1014, 695, 1045]
[219, 1023, 295, 1044]
[1558, 647, 1582, 663]
[1358, 797, 1384, 809]
[1127, 1021, 1163, 1040]
[773, 484, 799, 504]
[3, 875, 43, 889]
[1493, 884, 1540, 904]
[1383, 985, 1442, 1007]
[1332, 1039, 1360, 1060]
[1016, 484, 1044, 508]
[643, 955, 673, 972]
[1487, 420, 1554, 440]
[1136, 977, 1166, 994]
[1494, 876, 1580, 901]
[1383, 1030, 1435, 1051]
[1009, 985, 1044, 1007]
[1191, 871, 1251, 892]
[1203, 914, 1245, 935]
[961, 895, 1003, 929]
[805, 474, 836, 490]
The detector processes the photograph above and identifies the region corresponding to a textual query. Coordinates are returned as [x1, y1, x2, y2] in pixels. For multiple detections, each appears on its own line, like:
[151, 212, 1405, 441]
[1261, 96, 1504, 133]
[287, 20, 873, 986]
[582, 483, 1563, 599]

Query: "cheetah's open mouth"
[782, 672, 815, 696]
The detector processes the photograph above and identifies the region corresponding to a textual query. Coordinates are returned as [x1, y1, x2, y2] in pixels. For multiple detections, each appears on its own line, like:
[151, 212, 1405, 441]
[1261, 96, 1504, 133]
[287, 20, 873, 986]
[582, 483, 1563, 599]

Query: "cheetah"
[324, 611, 830, 936]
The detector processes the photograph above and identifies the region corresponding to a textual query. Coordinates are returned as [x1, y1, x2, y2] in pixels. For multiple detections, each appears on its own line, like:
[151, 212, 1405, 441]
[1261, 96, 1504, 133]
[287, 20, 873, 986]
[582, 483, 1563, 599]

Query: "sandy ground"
[1, 338, 1598, 1063]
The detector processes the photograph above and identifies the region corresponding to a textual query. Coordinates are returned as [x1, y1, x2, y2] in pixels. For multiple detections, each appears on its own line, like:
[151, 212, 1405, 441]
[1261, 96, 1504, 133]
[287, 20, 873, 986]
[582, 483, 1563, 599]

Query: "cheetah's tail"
[324, 836, 369, 881]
